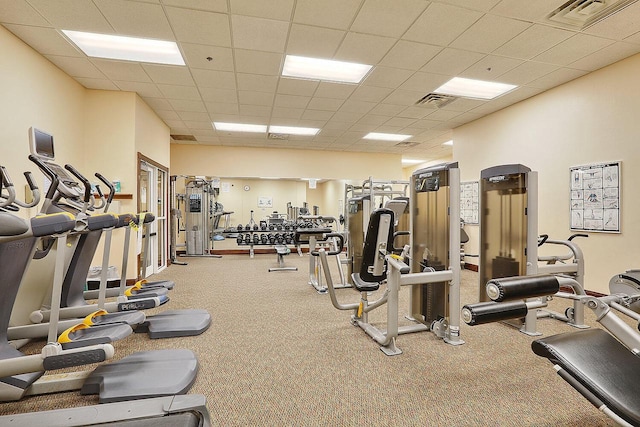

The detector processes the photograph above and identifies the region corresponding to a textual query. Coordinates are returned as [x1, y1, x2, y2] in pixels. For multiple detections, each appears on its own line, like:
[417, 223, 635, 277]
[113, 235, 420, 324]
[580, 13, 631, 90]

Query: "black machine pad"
[532, 329, 640, 426]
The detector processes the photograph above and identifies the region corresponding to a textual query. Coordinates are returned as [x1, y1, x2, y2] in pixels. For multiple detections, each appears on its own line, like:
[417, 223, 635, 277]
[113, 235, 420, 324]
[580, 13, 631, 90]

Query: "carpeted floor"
[1, 252, 617, 426]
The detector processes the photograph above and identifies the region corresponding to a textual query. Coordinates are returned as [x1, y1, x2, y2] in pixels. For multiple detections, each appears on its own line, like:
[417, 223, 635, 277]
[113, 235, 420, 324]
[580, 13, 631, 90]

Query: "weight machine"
[183, 177, 221, 258]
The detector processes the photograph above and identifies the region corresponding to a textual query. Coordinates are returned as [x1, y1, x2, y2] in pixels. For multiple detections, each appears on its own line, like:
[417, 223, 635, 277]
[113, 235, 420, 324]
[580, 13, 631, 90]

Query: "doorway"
[138, 154, 168, 278]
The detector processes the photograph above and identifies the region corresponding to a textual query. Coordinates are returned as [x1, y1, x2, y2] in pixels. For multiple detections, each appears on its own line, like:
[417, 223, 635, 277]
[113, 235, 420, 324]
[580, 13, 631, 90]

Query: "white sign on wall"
[570, 161, 621, 233]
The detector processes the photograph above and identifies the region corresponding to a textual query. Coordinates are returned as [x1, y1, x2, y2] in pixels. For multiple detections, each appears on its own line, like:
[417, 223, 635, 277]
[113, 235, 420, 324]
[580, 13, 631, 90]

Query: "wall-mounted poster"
[460, 181, 479, 225]
[570, 161, 620, 233]
[258, 196, 273, 208]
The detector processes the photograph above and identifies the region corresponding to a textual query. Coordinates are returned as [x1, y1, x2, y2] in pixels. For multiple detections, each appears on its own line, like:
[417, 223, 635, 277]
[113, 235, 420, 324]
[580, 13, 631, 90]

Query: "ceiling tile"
[239, 104, 272, 117]
[490, 0, 566, 23]
[403, 3, 483, 46]
[399, 72, 449, 93]
[231, 15, 289, 53]
[440, 97, 486, 112]
[334, 32, 396, 64]
[114, 81, 163, 97]
[169, 99, 207, 112]
[0, 0, 50, 26]
[380, 40, 442, 70]
[383, 89, 426, 106]
[436, 0, 501, 11]
[314, 82, 357, 99]
[165, 7, 231, 46]
[44, 55, 105, 78]
[460, 55, 523, 80]
[158, 84, 201, 100]
[450, 14, 530, 53]
[398, 106, 433, 119]
[156, 110, 180, 120]
[272, 107, 304, 119]
[238, 90, 275, 106]
[165, 119, 186, 128]
[526, 67, 588, 89]
[493, 24, 573, 60]
[420, 48, 485, 75]
[191, 69, 236, 89]
[370, 103, 406, 116]
[94, 0, 174, 40]
[534, 34, 615, 66]
[497, 61, 560, 85]
[180, 43, 234, 71]
[143, 64, 195, 85]
[362, 66, 413, 88]
[339, 99, 377, 114]
[274, 94, 310, 108]
[293, 0, 362, 30]
[306, 97, 344, 111]
[234, 49, 283, 75]
[357, 114, 391, 125]
[236, 73, 279, 92]
[161, 0, 228, 13]
[184, 120, 214, 130]
[28, 0, 112, 33]
[302, 110, 335, 120]
[570, 42, 640, 72]
[4, 24, 82, 56]
[142, 97, 173, 110]
[350, 0, 428, 38]
[178, 111, 211, 121]
[384, 117, 416, 127]
[205, 102, 240, 115]
[286, 24, 345, 57]
[199, 87, 238, 103]
[75, 77, 119, 90]
[277, 78, 319, 96]
[230, 0, 294, 21]
[91, 59, 152, 82]
[350, 85, 394, 103]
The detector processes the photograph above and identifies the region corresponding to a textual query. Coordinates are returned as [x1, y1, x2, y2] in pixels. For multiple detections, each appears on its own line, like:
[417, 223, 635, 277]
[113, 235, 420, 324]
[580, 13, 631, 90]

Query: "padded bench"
[268, 245, 297, 272]
[532, 328, 640, 426]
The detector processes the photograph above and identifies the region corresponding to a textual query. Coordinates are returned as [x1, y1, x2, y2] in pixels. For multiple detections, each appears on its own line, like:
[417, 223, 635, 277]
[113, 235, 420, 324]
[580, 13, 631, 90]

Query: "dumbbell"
[253, 234, 259, 244]
[268, 234, 276, 244]
[237, 224, 243, 231]
[236, 234, 244, 245]
[245, 224, 251, 231]
[261, 234, 268, 244]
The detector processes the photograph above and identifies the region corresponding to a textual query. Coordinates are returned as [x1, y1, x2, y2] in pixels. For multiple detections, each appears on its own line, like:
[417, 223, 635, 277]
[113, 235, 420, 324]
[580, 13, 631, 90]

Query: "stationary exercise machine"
[184, 177, 221, 257]
[474, 164, 588, 335]
[320, 163, 464, 355]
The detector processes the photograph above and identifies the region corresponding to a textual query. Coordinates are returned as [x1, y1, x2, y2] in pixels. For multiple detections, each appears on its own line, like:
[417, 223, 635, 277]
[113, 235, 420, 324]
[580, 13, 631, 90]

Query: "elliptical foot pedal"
[81, 349, 199, 403]
[134, 309, 211, 339]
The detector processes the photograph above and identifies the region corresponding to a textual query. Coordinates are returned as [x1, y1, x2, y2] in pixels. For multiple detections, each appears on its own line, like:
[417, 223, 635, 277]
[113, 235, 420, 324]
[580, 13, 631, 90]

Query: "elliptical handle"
[23, 171, 38, 191]
[95, 172, 115, 204]
[64, 164, 91, 203]
[28, 155, 59, 202]
[568, 233, 589, 241]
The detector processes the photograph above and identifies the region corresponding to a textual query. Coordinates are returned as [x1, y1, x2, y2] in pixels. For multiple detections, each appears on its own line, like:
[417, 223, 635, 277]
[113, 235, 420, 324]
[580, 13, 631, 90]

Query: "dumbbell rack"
[236, 224, 299, 258]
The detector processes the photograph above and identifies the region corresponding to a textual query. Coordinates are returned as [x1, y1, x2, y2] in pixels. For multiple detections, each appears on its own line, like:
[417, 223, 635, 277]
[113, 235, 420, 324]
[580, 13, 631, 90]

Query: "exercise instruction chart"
[461, 181, 479, 225]
[570, 161, 620, 233]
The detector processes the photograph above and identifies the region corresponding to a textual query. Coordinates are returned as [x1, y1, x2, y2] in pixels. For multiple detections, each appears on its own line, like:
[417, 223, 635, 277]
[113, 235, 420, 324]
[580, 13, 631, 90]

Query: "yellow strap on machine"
[83, 309, 108, 326]
[357, 301, 363, 318]
[124, 279, 147, 297]
[58, 323, 89, 343]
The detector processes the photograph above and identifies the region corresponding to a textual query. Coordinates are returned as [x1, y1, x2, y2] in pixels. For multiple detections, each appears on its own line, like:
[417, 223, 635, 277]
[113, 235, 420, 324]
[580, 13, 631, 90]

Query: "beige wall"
[455, 53, 640, 294]
[171, 144, 402, 181]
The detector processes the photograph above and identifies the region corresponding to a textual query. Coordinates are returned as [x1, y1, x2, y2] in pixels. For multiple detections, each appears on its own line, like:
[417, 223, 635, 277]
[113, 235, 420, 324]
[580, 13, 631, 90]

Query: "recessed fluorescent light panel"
[269, 125, 320, 136]
[213, 122, 267, 133]
[282, 55, 372, 84]
[62, 30, 185, 65]
[434, 77, 517, 100]
[363, 132, 412, 142]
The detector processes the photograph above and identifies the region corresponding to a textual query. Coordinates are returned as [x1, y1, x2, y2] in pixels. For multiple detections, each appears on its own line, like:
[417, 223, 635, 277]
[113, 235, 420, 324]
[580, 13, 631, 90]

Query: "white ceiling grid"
[1, 0, 640, 160]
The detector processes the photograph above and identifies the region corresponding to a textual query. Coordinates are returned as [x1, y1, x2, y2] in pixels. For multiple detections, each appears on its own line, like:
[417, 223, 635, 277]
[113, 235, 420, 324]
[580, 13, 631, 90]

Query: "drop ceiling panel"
[490, 0, 567, 23]
[495, 61, 560, 85]
[161, 0, 228, 13]
[350, 0, 429, 38]
[460, 55, 523, 80]
[384, 89, 428, 106]
[403, 3, 483, 46]
[302, 110, 334, 121]
[350, 86, 394, 103]
[450, 14, 531, 53]
[143, 97, 173, 111]
[286, 24, 345, 57]
[231, 15, 289, 53]
[168, 99, 207, 112]
[293, 0, 362, 30]
[334, 32, 396, 64]
[436, 0, 502, 11]
[272, 107, 304, 119]
[91, 59, 152, 82]
[44, 55, 105, 79]
[370, 103, 406, 116]
[339, 99, 377, 114]
[199, 87, 238, 103]
[306, 97, 345, 111]
[238, 104, 272, 117]
[399, 72, 449, 93]
[534, 34, 616, 66]
[238, 90, 275, 106]
[157, 84, 201, 100]
[178, 111, 211, 122]
[236, 73, 279, 92]
[493, 24, 573, 60]
[585, 1, 640, 40]
[28, 0, 112, 33]
[114, 81, 162, 98]
[379, 40, 442, 70]
[314, 82, 357, 99]
[229, 0, 294, 21]
[164, 7, 231, 46]
[205, 102, 239, 115]
[94, 0, 174, 40]
[4, 24, 82, 56]
[190, 69, 236, 89]
[398, 106, 434, 119]
[274, 94, 311, 108]
[0, 0, 49, 26]
[526, 67, 589, 89]
[362, 66, 413, 89]
[142, 64, 195, 85]
[75, 77, 119, 90]
[420, 48, 485, 75]
[180, 44, 234, 71]
[570, 41, 640, 71]
[233, 49, 283, 75]
[277, 78, 319, 96]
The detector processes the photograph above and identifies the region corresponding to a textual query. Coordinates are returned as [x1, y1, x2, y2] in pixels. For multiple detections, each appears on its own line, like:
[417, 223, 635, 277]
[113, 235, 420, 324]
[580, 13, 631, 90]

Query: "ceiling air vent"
[395, 141, 420, 147]
[268, 133, 289, 140]
[546, 0, 639, 29]
[415, 93, 456, 109]
[170, 134, 197, 141]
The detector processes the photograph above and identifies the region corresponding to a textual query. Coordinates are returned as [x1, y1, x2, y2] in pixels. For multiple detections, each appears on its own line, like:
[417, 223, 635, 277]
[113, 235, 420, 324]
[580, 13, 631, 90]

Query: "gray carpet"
[1, 252, 617, 426]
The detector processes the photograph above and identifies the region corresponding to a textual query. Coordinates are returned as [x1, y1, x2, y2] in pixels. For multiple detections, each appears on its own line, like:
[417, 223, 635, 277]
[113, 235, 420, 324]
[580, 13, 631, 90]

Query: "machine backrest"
[359, 208, 394, 283]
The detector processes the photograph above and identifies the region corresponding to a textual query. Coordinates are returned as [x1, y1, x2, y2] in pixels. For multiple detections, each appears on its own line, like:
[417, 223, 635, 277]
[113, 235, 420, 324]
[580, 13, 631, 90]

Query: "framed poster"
[460, 181, 479, 225]
[570, 161, 620, 233]
[258, 196, 273, 208]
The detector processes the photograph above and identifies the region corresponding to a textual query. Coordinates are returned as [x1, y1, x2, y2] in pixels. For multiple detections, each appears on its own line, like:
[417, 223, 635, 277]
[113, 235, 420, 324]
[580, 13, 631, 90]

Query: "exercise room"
[1, 1, 640, 426]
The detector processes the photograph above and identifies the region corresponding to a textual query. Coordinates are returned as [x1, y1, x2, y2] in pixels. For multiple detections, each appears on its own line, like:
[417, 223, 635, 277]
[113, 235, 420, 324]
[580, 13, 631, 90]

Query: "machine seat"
[351, 273, 380, 292]
[532, 329, 640, 426]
